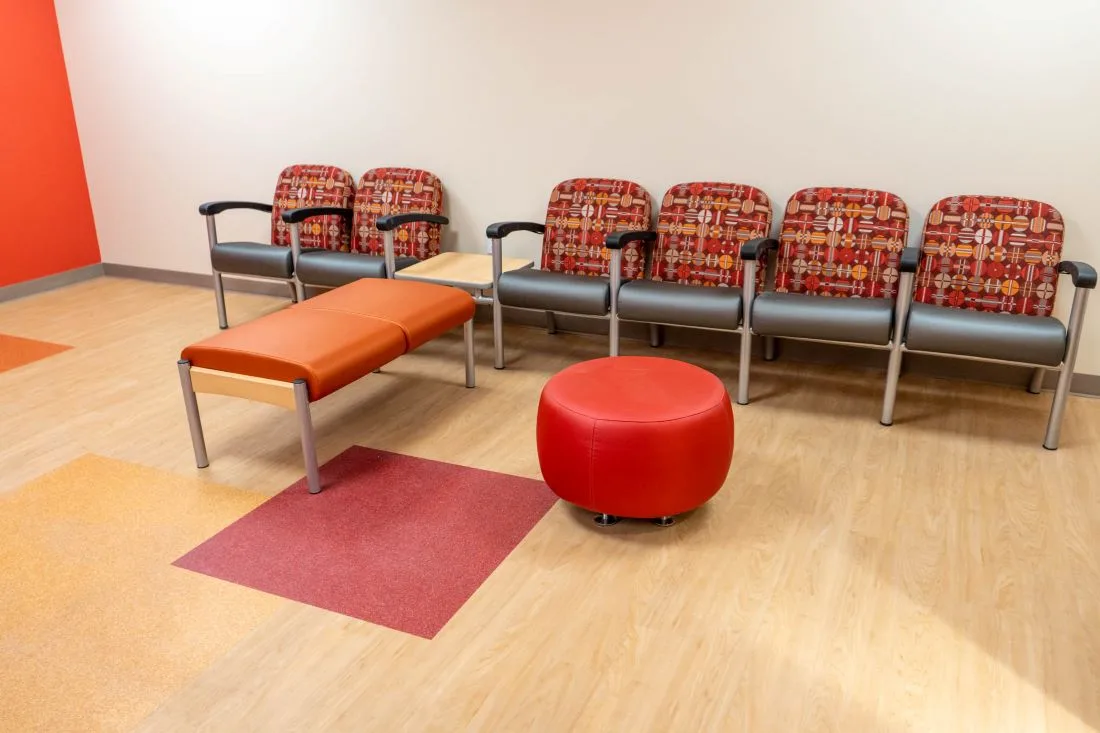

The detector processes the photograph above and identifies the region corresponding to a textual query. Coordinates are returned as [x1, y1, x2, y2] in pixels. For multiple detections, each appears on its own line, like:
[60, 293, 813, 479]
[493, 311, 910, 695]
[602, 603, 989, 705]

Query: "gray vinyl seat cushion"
[904, 302, 1067, 366]
[210, 242, 293, 279]
[295, 250, 418, 288]
[497, 268, 610, 316]
[618, 280, 743, 331]
[751, 291, 895, 346]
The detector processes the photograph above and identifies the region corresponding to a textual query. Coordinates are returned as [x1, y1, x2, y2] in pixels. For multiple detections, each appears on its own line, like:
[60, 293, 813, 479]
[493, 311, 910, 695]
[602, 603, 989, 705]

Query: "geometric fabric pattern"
[774, 187, 910, 299]
[913, 195, 1064, 316]
[351, 167, 445, 260]
[651, 181, 772, 289]
[540, 178, 652, 280]
[269, 164, 356, 251]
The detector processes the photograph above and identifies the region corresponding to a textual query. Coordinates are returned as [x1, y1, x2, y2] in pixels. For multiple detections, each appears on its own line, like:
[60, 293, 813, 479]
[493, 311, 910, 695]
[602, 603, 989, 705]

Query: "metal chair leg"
[1044, 288, 1090, 450]
[737, 327, 752, 406]
[649, 324, 663, 348]
[293, 380, 322, 494]
[545, 311, 558, 335]
[464, 319, 476, 388]
[609, 250, 622, 358]
[881, 347, 903, 426]
[288, 281, 300, 303]
[491, 237, 505, 369]
[213, 272, 228, 329]
[1028, 367, 1044, 394]
[882, 270, 914, 426]
[764, 336, 777, 361]
[177, 360, 209, 468]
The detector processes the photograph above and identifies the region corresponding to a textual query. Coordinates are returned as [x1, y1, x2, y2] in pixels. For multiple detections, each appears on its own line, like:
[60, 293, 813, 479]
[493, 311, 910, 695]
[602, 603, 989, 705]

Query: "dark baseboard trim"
[91, 264, 1100, 398]
[0, 263, 105, 303]
[102, 263, 294, 297]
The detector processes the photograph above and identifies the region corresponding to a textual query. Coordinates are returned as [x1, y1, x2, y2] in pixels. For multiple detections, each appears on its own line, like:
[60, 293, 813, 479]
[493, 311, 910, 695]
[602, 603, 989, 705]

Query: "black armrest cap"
[605, 230, 657, 250]
[198, 200, 273, 216]
[280, 206, 354, 224]
[486, 221, 547, 239]
[1059, 260, 1098, 289]
[900, 247, 921, 273]
[376, 213, 449, 231]
[741, 237, 779, 261]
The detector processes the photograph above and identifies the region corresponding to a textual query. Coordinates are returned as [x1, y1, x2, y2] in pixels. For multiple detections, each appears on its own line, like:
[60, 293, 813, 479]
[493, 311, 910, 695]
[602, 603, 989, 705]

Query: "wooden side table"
[394, 252, 532, 299]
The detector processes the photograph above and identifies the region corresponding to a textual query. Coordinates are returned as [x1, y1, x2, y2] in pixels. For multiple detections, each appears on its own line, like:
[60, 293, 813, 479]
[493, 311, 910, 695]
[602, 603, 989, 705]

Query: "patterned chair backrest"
[541, 178, 652, 280]
[914, 195, 1064, 316]
[775, 187, 910, 299]
[651, 182, 772, 288]
[270, 164, 356, 250]
[352, 167, 445, 259]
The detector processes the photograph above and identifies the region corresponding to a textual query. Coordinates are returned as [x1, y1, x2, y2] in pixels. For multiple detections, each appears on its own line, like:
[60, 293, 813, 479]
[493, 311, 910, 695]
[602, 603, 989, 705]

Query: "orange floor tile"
[0, 455, 283, 732]
[0, 333, 71, 373]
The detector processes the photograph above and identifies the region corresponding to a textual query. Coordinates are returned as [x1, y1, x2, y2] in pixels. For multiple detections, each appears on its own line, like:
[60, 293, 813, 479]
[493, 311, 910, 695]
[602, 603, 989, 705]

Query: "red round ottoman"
[537, 356, 733, 526]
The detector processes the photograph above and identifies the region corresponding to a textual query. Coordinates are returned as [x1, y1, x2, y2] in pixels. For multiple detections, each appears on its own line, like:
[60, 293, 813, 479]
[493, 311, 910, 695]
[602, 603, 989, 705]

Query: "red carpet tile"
[0, 333, 71, 374]
[174, 446, 557, 639]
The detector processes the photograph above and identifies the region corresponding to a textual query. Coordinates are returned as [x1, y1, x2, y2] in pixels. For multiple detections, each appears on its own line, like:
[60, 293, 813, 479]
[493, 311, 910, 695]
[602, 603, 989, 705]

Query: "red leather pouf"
[537, 356, 734, 525]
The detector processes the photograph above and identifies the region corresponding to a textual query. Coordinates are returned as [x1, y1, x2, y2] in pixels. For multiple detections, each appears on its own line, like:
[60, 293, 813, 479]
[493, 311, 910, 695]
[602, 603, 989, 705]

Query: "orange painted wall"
[0, 0, 99, 287]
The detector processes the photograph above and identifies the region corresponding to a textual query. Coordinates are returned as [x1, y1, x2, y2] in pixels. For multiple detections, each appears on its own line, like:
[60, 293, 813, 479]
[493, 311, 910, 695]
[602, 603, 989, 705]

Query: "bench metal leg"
[288, 281, 299, 304]
[545, 311, 558, 335]
[1028, 367, 1044, 394]
[213, 272, 228, 329]
[293, 379, 322, 494]
[764, 336, 777, 362]
[177, 360, 209, 468]
[464, 319, 476, 388]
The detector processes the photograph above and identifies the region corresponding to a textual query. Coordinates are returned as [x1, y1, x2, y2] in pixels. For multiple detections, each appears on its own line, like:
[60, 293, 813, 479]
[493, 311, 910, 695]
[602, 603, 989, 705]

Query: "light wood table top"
[394, 251, 533, 290]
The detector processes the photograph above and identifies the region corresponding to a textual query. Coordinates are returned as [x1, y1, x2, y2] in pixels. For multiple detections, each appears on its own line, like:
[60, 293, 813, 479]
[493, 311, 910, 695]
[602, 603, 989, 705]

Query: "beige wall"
[55, 0, 1100, 370]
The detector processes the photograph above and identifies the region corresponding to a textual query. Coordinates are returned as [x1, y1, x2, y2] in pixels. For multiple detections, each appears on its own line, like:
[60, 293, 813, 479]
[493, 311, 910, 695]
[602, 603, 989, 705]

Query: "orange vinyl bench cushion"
[181, 279, 475, 400]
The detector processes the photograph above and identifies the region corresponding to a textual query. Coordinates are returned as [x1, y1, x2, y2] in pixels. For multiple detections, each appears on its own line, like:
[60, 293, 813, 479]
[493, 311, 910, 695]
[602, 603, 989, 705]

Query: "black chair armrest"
[486, 221, 546, 239]
[280, 206, 353, 224]
[900, 246, 921, 273]
[376, 213, 449, 231]
[198, 201, 273, 216]
[605, 230, 657, 250]
[741, 237, 779, 261]
[1059, 260, 1098, 289]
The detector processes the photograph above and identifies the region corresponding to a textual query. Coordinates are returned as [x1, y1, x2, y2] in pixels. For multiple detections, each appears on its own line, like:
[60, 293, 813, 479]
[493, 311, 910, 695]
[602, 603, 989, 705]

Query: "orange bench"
[177, 279, 476, 493]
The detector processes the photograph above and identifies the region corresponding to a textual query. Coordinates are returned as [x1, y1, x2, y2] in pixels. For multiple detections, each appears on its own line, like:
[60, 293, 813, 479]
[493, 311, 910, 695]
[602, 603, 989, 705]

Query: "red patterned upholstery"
[270, 164, 356, 251]
[775, 187, 910, 298]
[541, 178, 652, 280]
[913, 195, 1064, 316]
[651, 182, 772, 289]
[352, 168, 445, 260]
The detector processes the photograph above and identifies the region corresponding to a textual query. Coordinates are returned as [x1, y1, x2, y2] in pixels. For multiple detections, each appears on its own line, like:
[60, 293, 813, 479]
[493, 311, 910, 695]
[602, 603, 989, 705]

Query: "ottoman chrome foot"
[594, 513, 621, 527]
[652, 516, 676, 527]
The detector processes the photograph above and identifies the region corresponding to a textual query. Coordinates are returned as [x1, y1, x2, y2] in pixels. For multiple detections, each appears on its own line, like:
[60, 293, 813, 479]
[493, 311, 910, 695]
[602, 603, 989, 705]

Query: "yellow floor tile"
[0, 454, 283, 732]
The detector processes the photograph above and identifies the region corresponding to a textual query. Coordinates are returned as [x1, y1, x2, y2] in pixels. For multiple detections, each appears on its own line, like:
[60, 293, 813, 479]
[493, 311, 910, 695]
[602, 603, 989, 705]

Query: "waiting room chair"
[286, 167, 448, 298]
[488, 178, 653, 368]
[614, 181, 773, 404]
[740, 187, 912, 413]
[199, 163, 356, 328]
[882, 195, 1096, 449]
